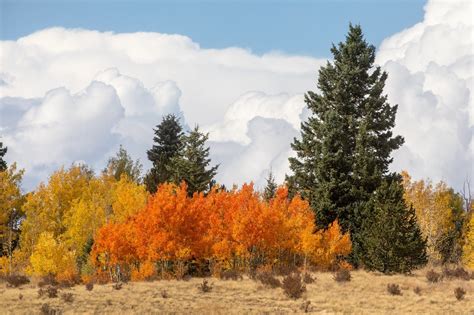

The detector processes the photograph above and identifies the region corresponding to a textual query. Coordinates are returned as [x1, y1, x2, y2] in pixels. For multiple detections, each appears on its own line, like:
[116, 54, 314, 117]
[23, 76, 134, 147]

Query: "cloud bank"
[376, 0, 473, 189]
[0, 0, 472, 191]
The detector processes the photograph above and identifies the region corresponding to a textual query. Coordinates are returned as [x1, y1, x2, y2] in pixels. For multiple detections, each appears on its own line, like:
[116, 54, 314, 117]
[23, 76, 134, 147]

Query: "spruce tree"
[104, 145, 142, 183]
[169, 126, 218, 196]
[0, 140, 7, 171]
[358, 177, 427, 273]
[287, 24, 411, 268]
[145, 114, 184, 193]
[263, 170, 278, 201]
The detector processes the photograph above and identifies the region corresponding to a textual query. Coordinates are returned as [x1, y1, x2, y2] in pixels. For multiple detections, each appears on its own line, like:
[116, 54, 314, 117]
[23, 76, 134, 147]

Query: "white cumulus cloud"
[0, 0, 472, 191]
[377, 0, 473, 189]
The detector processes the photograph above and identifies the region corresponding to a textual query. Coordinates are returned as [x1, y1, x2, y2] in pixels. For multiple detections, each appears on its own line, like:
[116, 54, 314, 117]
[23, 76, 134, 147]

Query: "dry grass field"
[1, 268, 473, 314]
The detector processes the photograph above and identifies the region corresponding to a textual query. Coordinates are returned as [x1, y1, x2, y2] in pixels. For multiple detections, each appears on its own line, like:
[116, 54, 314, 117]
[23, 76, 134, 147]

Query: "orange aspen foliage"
[131, 260, 156, 281]
[132, 182, 211, 262]
[91, 182, 352, 276]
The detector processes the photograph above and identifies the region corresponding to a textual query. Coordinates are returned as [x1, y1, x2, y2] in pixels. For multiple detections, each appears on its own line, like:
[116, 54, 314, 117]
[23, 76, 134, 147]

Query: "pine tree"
[169, 126, 218, 196]
[263, 170, 277, 201]
[104, 145, 142, 183]
[0, 140, 7, 172]
[288, 24, 403, 231]
[358, 177, 427, 273]
[145, 114, 184, 193]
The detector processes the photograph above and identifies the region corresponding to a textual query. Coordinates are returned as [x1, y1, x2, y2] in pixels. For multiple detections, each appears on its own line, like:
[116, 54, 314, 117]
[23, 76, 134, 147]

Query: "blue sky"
[1, 0, 425, 56]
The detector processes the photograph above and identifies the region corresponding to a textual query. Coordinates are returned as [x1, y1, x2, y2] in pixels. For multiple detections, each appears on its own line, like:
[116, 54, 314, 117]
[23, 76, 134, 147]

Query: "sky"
[1, 0, 425, 56]
[0, 0, 472, 192]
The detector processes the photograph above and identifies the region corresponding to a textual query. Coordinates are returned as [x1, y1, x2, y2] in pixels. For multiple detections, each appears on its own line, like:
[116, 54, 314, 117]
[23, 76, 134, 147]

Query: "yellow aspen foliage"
[20, 165, 92, 257]
[0, 163, 24, 272]
[110, 175, 148, 223]
[64, 176, 112, 253]
[28, 232, 76, 277]
[0, 251, 27, 277]
[20, 166, 147, 278]
[463, 214, 474, 269]
[0, 163, 24, 234]
[401, 171, 459, 260]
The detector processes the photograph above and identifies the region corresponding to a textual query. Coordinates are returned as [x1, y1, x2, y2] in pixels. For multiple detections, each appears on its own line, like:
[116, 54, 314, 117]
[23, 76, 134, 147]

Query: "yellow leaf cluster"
[401, 171, 458, 259]
[463, 214, 474, 270]
[28, 232, 76, 277]
[19, 166, 148, 278]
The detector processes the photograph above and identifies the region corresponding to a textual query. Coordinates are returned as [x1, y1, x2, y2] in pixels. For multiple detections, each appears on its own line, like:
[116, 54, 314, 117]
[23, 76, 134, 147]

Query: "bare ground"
[1, 269, 473, 314]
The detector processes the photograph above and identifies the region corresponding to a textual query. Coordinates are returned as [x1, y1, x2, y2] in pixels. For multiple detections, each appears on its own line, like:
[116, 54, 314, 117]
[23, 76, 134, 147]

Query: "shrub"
[38, 274, 58, 288]
[300, 300, 311, 313]
[112, 282, 123, 290]
[18, 293, 23, 300]
[442, 267, 470, 281]
[85, 282, 94, 291]
[454, 287, 466, 301]
[38, 286, 58, 298]
[56, 268, 80, 288]
[282, 273, 306, 299]
[220, 269, 243, 281]
[303, 273, 315, 284]
[387, 283, 402, 295]
[198, 279, 213, 293]
[413, 286, 422, 295]
[256, 271, 281, 288]
[333, 269, 351, 282]
[426, 269, 442, 283]
[40, 303, 60, 315]
[61, 292, 74, 303]
[273, 265, 298, 276]
[174, 261, 188, 280]
[161, 290, 169, 298]
[5, 274, 30, 288]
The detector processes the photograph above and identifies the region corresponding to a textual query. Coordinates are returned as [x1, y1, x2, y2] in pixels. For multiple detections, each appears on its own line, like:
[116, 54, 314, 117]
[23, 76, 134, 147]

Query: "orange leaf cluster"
[92, 183, 351, 275]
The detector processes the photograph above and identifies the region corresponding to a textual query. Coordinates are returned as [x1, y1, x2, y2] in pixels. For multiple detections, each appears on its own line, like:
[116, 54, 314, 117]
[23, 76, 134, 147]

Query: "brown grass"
[0, 268, 472, 314]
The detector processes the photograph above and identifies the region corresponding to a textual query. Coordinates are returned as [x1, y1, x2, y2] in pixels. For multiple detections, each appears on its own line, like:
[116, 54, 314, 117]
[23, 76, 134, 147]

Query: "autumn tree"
[402, 171, 465, 263]
[300, 220, 351, 270]
[462, 214, 474, 269]
[64, 175, 113, 264]
[0, 140, 7, 171]
[28, 232, 76, 278]
[110, 175, 148, 223]
[18, 162, 150, 281]
[20, 165, 93, 260]
[0, 163, 25, 274]
[169, 126, 218, 196]
[104, 145, 142, 183]
[92, 183, 352, 280]
[145, 114, 184, 193]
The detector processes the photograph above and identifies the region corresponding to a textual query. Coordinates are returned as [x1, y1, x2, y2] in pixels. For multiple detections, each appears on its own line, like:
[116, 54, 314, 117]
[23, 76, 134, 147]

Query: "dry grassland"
[1, 269, 473, 314]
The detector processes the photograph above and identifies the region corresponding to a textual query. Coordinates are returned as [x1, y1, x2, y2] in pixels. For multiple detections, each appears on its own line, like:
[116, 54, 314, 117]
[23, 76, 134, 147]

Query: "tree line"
[0, 25, 473, 283]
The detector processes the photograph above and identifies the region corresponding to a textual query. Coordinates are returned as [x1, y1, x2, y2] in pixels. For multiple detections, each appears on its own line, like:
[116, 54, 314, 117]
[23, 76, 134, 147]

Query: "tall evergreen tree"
[358, 177, 427, 273]
[288, 24, 403, 230]
[287, 24, 413, 269]
[169, 126, 218, 196]
[145, 114, 184, 193]
[104, 145, 142, 183]
[263, 170, 278, 201]
[0, 140, 7, 171]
